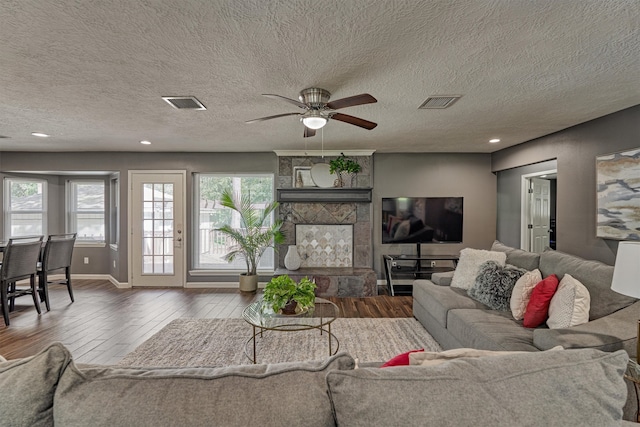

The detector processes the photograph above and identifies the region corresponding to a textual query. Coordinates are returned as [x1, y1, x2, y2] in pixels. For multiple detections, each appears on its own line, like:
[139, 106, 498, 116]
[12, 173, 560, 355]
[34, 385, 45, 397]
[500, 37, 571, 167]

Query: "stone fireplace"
[275, 152, 376, 297]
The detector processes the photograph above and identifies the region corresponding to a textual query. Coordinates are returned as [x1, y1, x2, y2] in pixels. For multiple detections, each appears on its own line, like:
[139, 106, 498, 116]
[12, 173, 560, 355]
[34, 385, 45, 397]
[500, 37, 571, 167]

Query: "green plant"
[216, 188, 285, 276]
[262, 275, 317, 313]
[329, 153, 362, 174]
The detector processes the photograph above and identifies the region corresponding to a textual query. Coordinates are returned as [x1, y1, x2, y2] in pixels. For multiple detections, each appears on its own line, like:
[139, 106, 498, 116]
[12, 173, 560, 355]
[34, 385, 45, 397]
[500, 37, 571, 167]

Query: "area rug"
[118, 318, 441, 367]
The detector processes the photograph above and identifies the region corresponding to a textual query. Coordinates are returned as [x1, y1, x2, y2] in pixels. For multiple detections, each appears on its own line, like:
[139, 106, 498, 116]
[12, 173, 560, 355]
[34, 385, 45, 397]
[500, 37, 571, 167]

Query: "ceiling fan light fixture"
[302, 116, 327, 130]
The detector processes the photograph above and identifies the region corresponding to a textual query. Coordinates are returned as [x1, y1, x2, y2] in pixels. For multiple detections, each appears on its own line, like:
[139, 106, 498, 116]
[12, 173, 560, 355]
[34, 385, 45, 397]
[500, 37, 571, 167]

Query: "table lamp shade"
[612, 242, 640, 298]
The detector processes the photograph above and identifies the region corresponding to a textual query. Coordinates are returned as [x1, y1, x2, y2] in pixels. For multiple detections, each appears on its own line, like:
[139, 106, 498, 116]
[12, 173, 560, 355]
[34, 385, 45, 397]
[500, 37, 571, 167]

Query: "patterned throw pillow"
[547, 274, 590, 329]
[450, 248, 507, 290]
[511, 269, 543, 320]
[467, 261, 527, 311]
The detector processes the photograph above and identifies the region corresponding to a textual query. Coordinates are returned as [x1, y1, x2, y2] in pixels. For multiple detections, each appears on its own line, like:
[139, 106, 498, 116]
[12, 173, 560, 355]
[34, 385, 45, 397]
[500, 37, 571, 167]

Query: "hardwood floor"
[0, 280, 413, 365]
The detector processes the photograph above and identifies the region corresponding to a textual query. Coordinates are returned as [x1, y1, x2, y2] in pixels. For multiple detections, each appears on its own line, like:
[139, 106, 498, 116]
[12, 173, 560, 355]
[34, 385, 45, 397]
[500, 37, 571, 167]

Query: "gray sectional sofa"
[0, 342, 635, 426]
[413, 241, 640, 357]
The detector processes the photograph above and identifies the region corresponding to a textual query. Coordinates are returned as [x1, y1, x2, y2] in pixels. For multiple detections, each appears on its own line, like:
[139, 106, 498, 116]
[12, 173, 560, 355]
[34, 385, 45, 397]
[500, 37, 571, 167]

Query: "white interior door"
[529, 177, 551, 253]
[130, 172, 185, 287]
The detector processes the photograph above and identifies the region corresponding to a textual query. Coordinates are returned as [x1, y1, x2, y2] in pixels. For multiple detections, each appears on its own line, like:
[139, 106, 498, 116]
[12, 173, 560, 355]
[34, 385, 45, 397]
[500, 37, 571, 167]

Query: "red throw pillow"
[523, 274, 560, 328]
[381, 349, 424, 367]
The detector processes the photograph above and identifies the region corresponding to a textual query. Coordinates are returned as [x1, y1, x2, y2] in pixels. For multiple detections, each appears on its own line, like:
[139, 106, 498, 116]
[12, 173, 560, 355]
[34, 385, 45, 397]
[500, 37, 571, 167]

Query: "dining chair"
[38, 233, 77, 311]
[0, 236, 44, 326]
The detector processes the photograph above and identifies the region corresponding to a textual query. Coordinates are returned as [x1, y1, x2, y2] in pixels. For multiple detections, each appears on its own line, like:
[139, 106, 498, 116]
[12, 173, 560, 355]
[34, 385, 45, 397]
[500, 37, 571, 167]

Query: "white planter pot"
[239, 274, 258, 293]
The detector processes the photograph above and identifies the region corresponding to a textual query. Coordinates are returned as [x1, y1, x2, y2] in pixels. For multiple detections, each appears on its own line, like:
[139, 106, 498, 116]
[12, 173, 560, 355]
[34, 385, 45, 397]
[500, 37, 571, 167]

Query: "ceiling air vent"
[418, 95, 462, 109]
[162, 96, 207, 110]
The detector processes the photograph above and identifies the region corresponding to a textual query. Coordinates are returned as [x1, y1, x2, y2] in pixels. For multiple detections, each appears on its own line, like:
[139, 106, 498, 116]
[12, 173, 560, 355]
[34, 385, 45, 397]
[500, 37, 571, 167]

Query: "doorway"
[129, 171, 186, 287]
[521, 170, 557, 253]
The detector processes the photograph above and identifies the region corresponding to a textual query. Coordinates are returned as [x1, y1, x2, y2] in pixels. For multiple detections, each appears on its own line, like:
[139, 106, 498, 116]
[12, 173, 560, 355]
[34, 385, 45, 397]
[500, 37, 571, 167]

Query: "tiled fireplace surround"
[276, 154, 377, 297]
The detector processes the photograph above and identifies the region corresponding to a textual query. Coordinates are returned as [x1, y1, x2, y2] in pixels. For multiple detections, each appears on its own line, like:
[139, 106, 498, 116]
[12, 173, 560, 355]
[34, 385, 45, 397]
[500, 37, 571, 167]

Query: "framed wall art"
[596, 147, 640, 240]
[293, 166, 316, 188]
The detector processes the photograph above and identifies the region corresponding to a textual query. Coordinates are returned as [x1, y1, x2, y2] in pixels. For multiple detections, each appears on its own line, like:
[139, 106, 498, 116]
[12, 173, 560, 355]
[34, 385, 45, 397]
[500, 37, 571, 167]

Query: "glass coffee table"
[242, 297, 340, 364]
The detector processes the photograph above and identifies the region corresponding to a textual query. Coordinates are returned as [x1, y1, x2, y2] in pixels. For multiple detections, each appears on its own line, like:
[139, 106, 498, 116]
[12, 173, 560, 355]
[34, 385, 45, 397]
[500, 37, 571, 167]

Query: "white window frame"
[193, 173, 276, 273]
[66, 179, 106, 246]
[3, 177, 47, 239]
[109, 175, 120, 249]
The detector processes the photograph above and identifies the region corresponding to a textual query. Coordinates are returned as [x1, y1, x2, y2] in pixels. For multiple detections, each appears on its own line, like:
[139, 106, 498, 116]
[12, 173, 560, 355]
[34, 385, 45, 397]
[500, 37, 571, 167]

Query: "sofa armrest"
[431, 271, 454, 286]
[533, 301, 640, 358]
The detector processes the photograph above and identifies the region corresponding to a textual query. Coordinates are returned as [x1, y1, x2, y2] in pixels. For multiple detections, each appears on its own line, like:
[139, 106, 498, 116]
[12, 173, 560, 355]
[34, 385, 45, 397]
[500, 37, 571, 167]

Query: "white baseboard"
[68, 274, 130, 288]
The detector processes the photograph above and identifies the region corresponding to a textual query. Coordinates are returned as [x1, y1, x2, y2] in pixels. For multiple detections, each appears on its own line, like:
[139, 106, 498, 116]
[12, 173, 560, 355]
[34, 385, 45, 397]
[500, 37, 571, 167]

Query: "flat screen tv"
[382, 197, 463, 244]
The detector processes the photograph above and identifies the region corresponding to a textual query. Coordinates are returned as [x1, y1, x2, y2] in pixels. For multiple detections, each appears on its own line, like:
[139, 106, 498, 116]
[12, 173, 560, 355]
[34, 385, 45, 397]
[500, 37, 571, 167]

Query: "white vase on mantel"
[284, 245, 301, 270]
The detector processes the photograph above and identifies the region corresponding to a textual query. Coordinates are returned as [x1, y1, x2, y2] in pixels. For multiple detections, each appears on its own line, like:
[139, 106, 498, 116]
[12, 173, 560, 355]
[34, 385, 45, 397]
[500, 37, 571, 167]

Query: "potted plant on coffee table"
[216, 188, 285, 293]
[329, 153, 362, 188]
[262, 275, 317, 315]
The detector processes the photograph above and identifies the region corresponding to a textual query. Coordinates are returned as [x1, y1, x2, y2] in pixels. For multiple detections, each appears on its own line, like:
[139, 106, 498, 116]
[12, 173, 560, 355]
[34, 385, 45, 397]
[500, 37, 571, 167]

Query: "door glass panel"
[140, 182, 175, 274]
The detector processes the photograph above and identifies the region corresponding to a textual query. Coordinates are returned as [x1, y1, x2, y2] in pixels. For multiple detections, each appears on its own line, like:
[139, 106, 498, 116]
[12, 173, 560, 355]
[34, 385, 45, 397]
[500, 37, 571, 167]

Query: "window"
[67, 180, 105, 243]
[3, 178, 47, 238]
[194, 174, 275, 271]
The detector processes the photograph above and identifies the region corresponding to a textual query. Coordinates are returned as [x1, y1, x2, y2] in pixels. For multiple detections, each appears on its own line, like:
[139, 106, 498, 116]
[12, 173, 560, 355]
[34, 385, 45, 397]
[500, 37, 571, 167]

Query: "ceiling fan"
[246, 87, 377, 137]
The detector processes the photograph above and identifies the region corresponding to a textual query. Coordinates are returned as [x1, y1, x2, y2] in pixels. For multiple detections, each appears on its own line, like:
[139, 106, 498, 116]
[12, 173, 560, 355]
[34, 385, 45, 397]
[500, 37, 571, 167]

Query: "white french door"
[129, 171, 185, 287]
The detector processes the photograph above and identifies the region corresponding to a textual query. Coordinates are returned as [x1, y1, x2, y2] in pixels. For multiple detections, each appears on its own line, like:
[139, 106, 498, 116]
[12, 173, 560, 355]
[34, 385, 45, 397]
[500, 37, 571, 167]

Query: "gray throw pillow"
[0, 343, 72, 427]
[467, 261, 526, 311]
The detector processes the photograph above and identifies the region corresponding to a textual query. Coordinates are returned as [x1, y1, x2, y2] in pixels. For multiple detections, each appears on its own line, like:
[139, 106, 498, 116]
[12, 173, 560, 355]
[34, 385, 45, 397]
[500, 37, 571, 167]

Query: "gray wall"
[492, 104, 640, 265]
[1, 151, 499, 283]
[373, 153, 497, 276]
[496, 159, 557, 248]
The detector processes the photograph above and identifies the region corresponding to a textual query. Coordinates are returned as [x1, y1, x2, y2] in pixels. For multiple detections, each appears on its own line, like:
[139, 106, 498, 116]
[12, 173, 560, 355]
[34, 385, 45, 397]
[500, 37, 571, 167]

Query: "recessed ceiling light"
[489, 138, 500, 143]
[31, 132, 50, 138]
[140, 140, 151, 145]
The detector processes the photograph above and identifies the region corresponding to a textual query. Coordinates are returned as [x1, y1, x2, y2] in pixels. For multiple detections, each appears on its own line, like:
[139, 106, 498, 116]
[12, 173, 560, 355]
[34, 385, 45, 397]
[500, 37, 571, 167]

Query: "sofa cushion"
[533, 301, 640, 354]
[451, 248, 507, 290]
[467, 261, 526, 311]
[0, 343, 72, 427]
[540, 249, 637, 320]
[54, 352, 355, 427]
[523, 274, 559, 328]
[511, 269, 543, 320]
[413, 279, 486, 328]
[326, 348, 628, 427]
[547, 274, 591, 329]
[446, 308, 538, 351]
[491, 240, 541, 271]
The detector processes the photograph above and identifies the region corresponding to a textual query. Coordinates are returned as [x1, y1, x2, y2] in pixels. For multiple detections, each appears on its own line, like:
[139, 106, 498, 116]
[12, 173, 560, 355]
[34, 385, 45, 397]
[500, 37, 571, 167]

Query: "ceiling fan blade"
[262, 94, 308, 109]
[330, 113, 377, 130]
[245, 112, 300, 124]
[303, 127, 316, 138]
[326, 93, 377, 110]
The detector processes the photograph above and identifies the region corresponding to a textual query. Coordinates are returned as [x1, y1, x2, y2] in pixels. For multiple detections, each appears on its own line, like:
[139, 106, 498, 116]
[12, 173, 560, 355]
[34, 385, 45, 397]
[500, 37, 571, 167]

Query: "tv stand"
[383, 254, 459, 296]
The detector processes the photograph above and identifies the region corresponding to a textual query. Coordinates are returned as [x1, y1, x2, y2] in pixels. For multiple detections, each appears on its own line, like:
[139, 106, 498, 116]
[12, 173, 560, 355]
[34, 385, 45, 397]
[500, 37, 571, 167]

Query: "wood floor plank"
[0, 280, 413, 362]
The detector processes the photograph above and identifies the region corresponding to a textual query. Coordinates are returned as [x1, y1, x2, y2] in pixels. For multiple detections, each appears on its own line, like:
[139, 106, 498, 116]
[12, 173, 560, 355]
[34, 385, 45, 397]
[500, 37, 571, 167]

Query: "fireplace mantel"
[277, 188, 372, 203]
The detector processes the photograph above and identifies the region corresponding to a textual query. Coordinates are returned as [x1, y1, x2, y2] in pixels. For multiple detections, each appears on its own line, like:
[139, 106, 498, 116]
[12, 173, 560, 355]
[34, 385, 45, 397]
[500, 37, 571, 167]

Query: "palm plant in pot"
[216, 188, 285, 293]
[262, 275, 317, 315]
[329, 153, 362, 188]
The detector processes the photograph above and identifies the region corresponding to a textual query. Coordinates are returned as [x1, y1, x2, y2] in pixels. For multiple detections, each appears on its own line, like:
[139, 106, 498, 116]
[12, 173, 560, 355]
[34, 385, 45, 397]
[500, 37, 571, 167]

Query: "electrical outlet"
[84, 257, 89, 264]
[113, 260, 116, 268]
[430, 261, 437, 267]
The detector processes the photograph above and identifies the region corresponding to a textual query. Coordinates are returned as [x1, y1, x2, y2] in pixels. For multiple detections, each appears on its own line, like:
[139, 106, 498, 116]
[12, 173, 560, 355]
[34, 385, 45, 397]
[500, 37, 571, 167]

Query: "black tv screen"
[382, 197, 463, 244]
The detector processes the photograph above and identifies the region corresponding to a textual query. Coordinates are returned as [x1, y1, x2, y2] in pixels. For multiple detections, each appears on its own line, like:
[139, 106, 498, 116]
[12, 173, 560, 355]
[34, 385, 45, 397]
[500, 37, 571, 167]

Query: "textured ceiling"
[0, 0, 639, 153]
